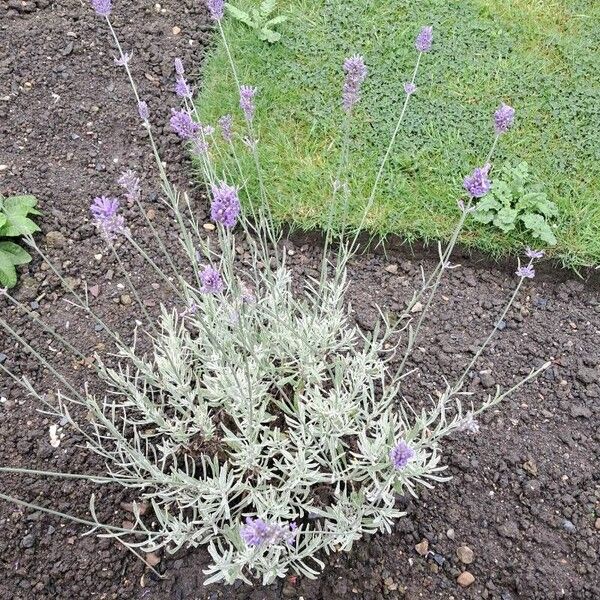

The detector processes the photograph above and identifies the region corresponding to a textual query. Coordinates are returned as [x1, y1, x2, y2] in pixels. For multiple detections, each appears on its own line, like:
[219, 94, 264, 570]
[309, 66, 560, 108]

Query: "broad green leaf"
[0, 213, 6, 229]
[493, 207, 518, 232]
[5, 195, 38, 211]
[0, 251, 17, 288]
[266, 15, 288, 26]
[0, 241, 32, 265]
[225, 4, 255, 27]
[259, 27, 281, 43]
[520, 214, 557, 245]
[490, 180, 512, 206]
[260, 0, 277, 18]
[0, 194, 41, 236]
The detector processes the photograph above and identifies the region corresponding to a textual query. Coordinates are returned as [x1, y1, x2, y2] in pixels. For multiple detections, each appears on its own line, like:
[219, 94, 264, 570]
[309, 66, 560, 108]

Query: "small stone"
[410, 301, 423, 314]
[446, 528, 456, 540]
[45, 231, 66, 248]
[479, 370, 495, 389]
[456, 545, 474, 564]
[146, 208, 156, 221]
[385, 264, 398, 274]
[594, 518, 600, 530]
[570, 405, 592, 419]
[562, 519, 576, 533]
[457, 571, 475, 587]
[577, 367, 597, 385]
[498, 521, 519, 539]
[21, 534, 35, 549]
[496, 319, 507, 331]
[145, 552, 161, 566]
[0, 165, 8, 172]
[203, 222, 216, 231]
[89, 284, 100, 298]
[120, 294, 132, 306]
[172, 26, 181, 35]
[415, 539, 429, 556]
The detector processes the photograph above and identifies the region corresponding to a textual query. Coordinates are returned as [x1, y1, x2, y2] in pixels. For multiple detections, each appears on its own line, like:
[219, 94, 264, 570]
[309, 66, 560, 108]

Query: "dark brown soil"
[1, 2, 599, 600]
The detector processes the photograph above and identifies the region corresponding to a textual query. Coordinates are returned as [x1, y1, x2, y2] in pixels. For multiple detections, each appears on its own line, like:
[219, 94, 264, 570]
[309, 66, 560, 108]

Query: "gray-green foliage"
[473, 162, 558, 245]
[0, 195, 40, 288]
[225, 0, 287, 43]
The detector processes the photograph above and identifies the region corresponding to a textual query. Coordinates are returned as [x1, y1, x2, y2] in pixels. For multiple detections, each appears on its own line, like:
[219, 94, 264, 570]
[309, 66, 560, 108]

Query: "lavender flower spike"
[206, 0, 225, 21]
[463, 164, 492, 198]
[390, 440, 415, 470]
[494, 103, 515, 134]
[525, 247, 545, 259]
[415, 26, 433, 53]
[239, 85, 257, 122]
[404, 82, 417, 95]
[118, 170, 141, 206]
[218, 115, 234, 143]
[138, 101, 149, 122]
[210, 181, 241, 228]
[240, 518, 298, 547]
[174, 76, 193, 99]
[516, 265, 536, 279]
[90, 196, 126, 239]
[170, 109, 198, 139]
[90, 0, 112, 17]
[342, 54, 367, 113]
[199, 266, 224, 294]
[174, 58, 185, 76]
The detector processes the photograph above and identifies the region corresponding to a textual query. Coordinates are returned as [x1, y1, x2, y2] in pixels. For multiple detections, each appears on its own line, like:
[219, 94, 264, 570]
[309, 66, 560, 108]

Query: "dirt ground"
[0, 1, 598, 599]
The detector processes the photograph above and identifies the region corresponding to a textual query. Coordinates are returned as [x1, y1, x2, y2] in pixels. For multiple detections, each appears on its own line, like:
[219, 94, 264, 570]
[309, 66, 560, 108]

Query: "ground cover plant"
[0, 0, 552, 588]
[196, 0, 600, 268]
[0, 194, 40, 289]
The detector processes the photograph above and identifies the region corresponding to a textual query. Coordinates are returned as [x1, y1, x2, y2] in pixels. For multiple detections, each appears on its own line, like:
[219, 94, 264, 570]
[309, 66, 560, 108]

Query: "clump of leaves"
[0, 195, 40, 288]
[226, 0, 288, 43]
[473, 162, 558, 245]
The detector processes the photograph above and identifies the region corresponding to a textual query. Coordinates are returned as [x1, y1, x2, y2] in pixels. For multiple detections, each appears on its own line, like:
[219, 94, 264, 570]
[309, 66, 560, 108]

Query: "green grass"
[196, 0, 600, 267]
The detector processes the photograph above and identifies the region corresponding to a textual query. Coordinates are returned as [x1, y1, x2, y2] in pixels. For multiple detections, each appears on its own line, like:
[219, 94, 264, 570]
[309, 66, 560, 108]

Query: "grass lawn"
[196, 0, 600, 268]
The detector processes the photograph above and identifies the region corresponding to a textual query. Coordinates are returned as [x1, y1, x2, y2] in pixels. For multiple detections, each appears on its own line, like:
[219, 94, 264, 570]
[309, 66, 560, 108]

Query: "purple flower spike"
[170, 109, 198, 139]
[138, 100, 149, 122]
[463, 164, 492, 199]
[404, 82, 417, 95]
[342, 54, 367, 113]
[415, 26, 433, 53]
[239, 85, 257, 122]
[175, 76, 193, 99]
[210, 181, 241, 228]
[525, 247, 545, 259]
[118, 170, 141, 206]
[206, 0, 225, 21]
[390, 440, 415, 470]
[199, 266, 224, 295]
[516, 265, 536, 279]
[90, 196, 126, 239]
[174, 58, 185, 76]
[494, 103, 515, 134]
[240, 518, 297, 547]
[218, 115, 234, 143]
[90, 0, 112, 17]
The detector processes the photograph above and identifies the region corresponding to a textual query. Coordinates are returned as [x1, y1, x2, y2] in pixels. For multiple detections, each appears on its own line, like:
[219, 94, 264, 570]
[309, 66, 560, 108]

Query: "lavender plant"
[0, 1, 550, 586]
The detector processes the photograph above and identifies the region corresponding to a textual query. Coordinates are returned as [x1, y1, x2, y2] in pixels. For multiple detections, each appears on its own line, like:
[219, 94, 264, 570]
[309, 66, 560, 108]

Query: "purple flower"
[174, 58, 185, 76]
[90, 0, 112, 17]
[174, 76, 193, 99]
[138, 100, 149, 122]
[114, 52, 132, 67]
[415, 26, 433, 53]
[90, 196, 126, 239]
[494, 103, 515, 134]
[463, 164, 492, 198]
[404, 82, 417, 95]
[516, 265, 535, 279]
[218, 115, 234, 143]
[239, 85, 257, 122]
[342, 54, 367, 113]
[390, 440, 415, 470]
[525, 247, 545, 260]
[240, 518, 297, 547]
[118, 170, 140, 206]
[206, 0, 225, 21]
[199, 266, 224, 294]
[210, 181, 241, 228]
[170, 109, 198, 139]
